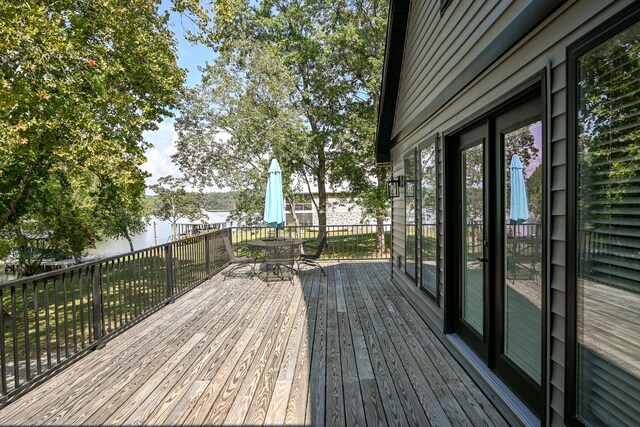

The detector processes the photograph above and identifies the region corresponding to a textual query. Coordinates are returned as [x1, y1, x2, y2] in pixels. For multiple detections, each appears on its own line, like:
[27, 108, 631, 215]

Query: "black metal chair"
[297, 233, 327, 276]
[262, 242, 296, 283]
[223, 236, 256, 278]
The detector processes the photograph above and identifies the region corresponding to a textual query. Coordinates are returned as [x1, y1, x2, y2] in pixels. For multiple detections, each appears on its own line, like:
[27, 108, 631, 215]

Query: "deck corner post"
[205, 233, 211, 278]
[91, 264, 104, 348]
[165, 244, 174, 304]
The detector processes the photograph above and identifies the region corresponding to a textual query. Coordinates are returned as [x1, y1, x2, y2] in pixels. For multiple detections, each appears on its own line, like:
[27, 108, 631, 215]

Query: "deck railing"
[231, 224, 391, 260]
[0, 228, 231, 405]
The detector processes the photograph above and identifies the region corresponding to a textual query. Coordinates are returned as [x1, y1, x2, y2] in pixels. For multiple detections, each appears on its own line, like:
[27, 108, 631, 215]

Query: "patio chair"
[506, 233, 541, 281]
[297, 233, 327, 276]
[223, 236, 256, 279]
[262, 242, 296, 283]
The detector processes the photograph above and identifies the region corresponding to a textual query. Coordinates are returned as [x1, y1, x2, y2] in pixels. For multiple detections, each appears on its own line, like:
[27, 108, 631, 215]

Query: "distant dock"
[2, 258, 87, 274]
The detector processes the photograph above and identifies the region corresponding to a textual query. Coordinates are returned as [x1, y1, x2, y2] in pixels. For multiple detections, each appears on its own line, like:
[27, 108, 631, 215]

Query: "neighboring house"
[376, 1, 639, 427]
[286, 193, 377, 226]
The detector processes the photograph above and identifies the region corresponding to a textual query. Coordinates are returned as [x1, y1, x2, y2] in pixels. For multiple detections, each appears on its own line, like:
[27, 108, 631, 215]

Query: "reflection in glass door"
[502, 121, 543, 385]
[461, 144, 484, 336]
[447, 92, 544, 416]
[420, 139, 437, 299]
[492, 94, 543, 415]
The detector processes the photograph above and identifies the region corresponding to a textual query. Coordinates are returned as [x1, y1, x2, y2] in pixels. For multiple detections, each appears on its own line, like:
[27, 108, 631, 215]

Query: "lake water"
[1, 212, 230, 283]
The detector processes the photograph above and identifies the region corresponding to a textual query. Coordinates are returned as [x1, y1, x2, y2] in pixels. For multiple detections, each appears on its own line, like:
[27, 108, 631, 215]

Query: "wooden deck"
[0, 261, 506, 426]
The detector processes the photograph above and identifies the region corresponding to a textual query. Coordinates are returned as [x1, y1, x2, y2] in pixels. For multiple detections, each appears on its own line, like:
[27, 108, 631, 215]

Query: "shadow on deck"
[0, 261, 506, 426]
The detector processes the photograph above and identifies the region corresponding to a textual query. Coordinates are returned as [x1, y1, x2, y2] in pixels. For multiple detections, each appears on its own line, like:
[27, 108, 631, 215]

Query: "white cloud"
[141, 119, 180, 187]
[141, 120, 225, 193]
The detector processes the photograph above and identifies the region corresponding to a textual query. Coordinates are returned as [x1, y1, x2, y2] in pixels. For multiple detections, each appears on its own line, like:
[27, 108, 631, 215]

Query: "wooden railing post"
[91, 264, 104, 348]
[205, 233, 211, 278]
[165, 244, 174, 303]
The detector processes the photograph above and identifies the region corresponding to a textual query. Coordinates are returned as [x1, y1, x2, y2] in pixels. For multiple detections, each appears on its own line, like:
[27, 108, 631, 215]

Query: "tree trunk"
[171, 222, 177, 241]
[317, 153, 327, 234]
[286, 196, 302, 240]
[125, 232, 135, 252]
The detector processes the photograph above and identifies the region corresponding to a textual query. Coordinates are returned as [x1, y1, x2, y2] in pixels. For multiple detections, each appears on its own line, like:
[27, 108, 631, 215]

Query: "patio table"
[247, 238, 305, 281]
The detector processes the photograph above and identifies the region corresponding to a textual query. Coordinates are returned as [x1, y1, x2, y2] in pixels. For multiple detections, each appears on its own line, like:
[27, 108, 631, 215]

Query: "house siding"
[387, 0, 634, 425]
[393, 1, 532, 137]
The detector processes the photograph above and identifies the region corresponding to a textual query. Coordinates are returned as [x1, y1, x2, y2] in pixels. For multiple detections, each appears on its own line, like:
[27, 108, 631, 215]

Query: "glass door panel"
[461, 143, 484, 335]
[420, 140, 437, 299]
[405, 153, 417, 281]
[503, 121, 543, 384]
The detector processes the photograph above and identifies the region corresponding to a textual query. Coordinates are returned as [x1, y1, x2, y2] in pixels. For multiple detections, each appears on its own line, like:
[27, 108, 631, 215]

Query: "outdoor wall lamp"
[386, 175, 404, 198]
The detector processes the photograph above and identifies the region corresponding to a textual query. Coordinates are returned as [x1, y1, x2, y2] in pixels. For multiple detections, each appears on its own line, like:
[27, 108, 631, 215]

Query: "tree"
[174, 39, 308, 225]
[150, 176, 206, 239]
[526, 165, 543, 222]
[0, 0, 209, 269]
[324, 0, 390, 254]
[1, 173, 100, 275]
[202, 192, 237, 211]
[0, 0, 215, 268]
[95, 177, 150, 252]
[175, 0, 391, 248]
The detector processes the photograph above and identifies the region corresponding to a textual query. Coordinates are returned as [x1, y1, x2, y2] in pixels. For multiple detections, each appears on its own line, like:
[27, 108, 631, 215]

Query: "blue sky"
[141, 1, 218, 191]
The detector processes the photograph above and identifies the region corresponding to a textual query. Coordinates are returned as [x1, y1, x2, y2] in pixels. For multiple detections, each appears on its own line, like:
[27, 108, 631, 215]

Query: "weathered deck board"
[0, 261, 507, 426]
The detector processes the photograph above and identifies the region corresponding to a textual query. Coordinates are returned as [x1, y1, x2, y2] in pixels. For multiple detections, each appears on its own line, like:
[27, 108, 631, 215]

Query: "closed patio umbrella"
[264, 159, 286, 236]
[509, 154, 529, 224]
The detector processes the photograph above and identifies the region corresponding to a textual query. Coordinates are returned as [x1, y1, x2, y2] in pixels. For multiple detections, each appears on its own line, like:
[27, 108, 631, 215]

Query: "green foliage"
[202, 192, 237, 211]
[95, 177, 150, 252]
[526, 165, 543, 222]
[578, 23, 640, 226]
[0, 0, 202, 270]
[150, 176, 206, 237]
[175, 0, 390, 232]
[174, 38, 308, 224]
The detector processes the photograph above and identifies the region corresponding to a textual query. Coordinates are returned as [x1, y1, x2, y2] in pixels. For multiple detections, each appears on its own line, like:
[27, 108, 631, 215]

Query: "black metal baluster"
[62, 274, 69, 359]
[33, 282, 41, 375]
[105, 262, 111, 333]
[43, 279, 52, 368]
[91, 264, 103, 345]
[175, 242, 179, 293]
[85, 268, 93, 346]
[11, 286, 19, 388]
[70, 271, 78, 354]
[99, 264, 106, 337]
[116, 258, 122, 326]
[22, 283, 31, 381]
[143, 252, 150, 311]
[126, 254, 132, 321]
[152, 248, 158, 306]
[136, 253, 142, 316]
[190, 240, 195, 285]
[53, 278, 61, 363]
[112, 260, 117, 327]
[0, 288, 7, 395]
[77, 270, 85, 349]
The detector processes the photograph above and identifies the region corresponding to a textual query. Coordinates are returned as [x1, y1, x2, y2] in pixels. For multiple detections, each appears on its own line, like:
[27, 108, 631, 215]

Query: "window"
[285, 195, 313, 212]
[570, 12, 640, 426]
[405, 151, 417, 281]
[419, 138, 438, 300]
